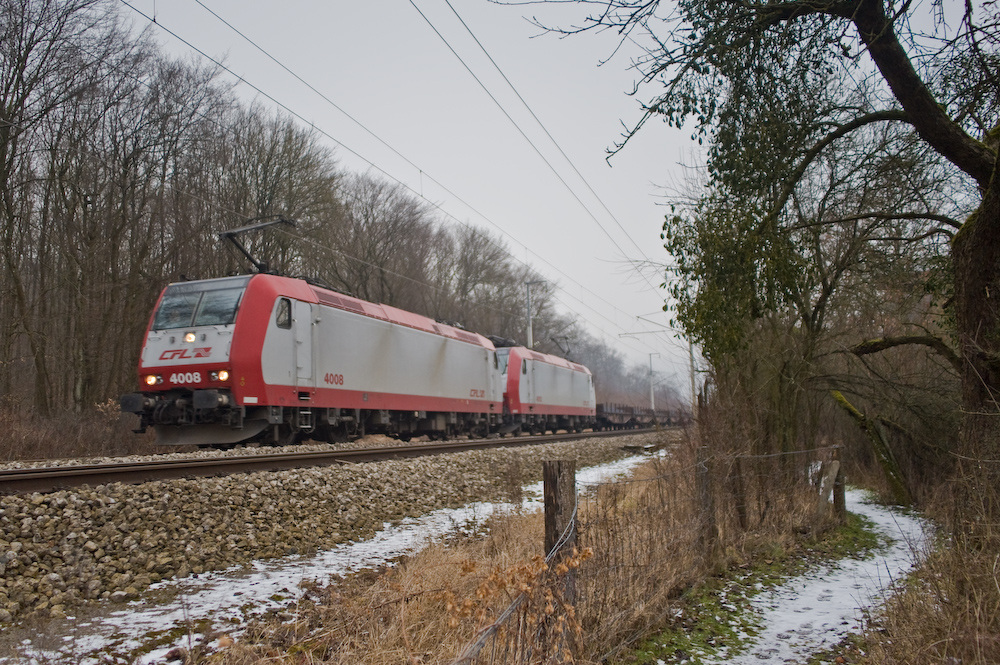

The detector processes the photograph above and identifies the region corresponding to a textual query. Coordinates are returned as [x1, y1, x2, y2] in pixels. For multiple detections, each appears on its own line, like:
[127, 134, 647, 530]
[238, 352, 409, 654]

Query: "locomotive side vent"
[313, 290, 365, 315]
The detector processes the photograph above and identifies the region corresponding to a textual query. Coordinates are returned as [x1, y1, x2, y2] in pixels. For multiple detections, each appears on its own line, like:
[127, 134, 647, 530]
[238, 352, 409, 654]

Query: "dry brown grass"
[0, 398, 165, 461]
[202, 431, 830, 665]
[858, 544, 1000, 665]
[575, 437, 833, 662]
[208, 510, 560, 665]
[856, 476, 1000, 665]
[574, 450, 703, 660]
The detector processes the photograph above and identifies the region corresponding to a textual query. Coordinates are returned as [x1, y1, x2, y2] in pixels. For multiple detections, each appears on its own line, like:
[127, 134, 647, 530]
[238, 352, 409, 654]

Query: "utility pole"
[689, 341, 697, 424]
[617, 315, 699, 423]
[525, 280, 544, 348]
[649, 353, 659, 411]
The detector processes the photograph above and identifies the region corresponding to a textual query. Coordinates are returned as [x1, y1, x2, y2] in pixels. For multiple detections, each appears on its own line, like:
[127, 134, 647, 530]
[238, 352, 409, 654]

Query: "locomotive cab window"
[194, 288, 243, 326]
[276, 298, 292, 329]
[152, 275, 250, 330]
[522, 360, 527, 375]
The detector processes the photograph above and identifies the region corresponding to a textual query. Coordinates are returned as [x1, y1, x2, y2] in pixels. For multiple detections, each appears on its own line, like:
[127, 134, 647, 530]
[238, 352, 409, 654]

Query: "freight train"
[120, 273, 602, 446]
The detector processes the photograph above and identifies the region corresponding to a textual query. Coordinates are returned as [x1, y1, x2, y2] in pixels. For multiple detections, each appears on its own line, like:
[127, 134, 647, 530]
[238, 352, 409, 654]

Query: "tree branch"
[850, 335, 962, 373]
[849, 0, 995, 188]
[788, 212, 961, 235]
[829, 389, 912, 505]
[768, 109, 911, 225]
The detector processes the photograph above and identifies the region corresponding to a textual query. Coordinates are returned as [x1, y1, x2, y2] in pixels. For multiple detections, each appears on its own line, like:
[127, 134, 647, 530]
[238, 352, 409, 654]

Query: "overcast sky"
[122, 0, 702, 394]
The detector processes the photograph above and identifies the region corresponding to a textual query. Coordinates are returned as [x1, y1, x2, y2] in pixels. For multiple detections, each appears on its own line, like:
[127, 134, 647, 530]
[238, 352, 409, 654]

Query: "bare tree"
[307, 173, 435, 306]
[0, 0, 143, 413]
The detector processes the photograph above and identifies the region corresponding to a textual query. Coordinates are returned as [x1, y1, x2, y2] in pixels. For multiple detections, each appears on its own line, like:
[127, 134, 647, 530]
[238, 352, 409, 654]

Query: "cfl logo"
[159, 347, 212, 360]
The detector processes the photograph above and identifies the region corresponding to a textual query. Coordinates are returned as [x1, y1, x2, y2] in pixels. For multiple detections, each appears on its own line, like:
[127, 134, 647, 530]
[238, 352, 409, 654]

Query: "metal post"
[525, 280, 544, 348]
[526, 283, 533, 349]
[689, 340, 697, 424]
[649, 353, 659, 411]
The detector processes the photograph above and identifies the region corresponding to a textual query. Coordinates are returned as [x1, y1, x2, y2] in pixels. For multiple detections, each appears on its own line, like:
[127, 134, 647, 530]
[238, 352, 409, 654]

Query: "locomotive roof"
[243, 274, 495, 350]
[498, 346, 591, 374]
[313, 287, 492, 348]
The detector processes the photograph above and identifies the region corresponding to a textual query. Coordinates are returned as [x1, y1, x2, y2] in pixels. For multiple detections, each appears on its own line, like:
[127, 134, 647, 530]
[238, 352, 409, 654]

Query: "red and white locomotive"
[497, 346, 595, 435]
[121, 273, 596, 446]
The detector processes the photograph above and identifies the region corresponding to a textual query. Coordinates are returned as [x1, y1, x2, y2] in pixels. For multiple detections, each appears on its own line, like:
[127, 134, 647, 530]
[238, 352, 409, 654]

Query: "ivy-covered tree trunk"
[953, 169, 1000, 533]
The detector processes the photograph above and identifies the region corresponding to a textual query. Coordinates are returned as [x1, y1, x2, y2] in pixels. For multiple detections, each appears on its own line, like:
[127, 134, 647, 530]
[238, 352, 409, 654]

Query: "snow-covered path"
[702, 489, 930, 664]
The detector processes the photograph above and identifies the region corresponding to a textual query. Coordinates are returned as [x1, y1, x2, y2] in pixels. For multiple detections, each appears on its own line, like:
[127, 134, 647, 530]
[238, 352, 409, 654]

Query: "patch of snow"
[701, 488, 930, 664]
[3, 463, 926, 665]
[1, 452, 653, 664]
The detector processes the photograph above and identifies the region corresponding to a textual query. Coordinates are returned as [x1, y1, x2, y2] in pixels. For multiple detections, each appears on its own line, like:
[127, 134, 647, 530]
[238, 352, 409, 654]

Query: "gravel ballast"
[0, 432, 666, 624]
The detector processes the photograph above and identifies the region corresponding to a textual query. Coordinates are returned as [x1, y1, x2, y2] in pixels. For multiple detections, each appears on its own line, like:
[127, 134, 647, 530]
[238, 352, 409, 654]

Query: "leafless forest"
[0, 0, 679, 431]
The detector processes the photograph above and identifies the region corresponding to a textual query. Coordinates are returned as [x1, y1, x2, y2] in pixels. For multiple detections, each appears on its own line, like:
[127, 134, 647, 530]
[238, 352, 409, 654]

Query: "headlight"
[144, 374, 162, 386]
[210, 370, 230, 382]
[184, 332, 196, 343]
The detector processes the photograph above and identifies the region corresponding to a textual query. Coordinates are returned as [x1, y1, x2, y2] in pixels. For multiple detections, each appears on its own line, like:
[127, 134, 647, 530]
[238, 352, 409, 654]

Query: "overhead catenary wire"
[407, 0, 663, 297]
[550, 291, 690, 362]
[273, 225, 526, 322]
[182, 0, 642, 304]
[439, 0, 659, 267]
[126, 162, 672, 364]
[64, 10, 678, 374]
[179, 0, 673, 340]
[120, 0, 680, 365]
[129, 2, 638, 312]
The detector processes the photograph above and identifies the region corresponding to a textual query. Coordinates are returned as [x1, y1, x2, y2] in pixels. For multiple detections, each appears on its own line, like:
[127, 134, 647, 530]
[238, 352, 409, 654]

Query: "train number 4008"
[169, 372, 202, 384]
[324, 373, 345, 385]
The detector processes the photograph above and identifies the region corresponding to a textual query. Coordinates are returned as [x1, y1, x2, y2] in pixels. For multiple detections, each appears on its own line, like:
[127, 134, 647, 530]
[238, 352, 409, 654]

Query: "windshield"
[152, 276, 251, 330]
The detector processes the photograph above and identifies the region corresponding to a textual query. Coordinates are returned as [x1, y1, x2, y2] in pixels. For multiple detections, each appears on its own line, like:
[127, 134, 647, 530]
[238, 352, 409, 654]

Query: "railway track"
[0, 429, 661, 495]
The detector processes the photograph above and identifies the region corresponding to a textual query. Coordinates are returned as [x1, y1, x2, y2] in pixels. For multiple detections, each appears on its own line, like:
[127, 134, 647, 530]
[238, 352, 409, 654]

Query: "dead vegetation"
[0, 398, 165, 462]
[203, 515, 569, 664]
[854, 477, 1000, 665]
[202, 429, 837, 664]
[858, 546, 1000, 664]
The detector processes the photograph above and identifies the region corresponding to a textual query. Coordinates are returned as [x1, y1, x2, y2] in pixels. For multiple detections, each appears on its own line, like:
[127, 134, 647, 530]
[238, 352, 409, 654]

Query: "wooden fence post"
[543, 460, 577, 661]
[833, 446, 846, 521]
[544, 460, 577, 562]
[816, 460, 841, 518]
[696, 445, 717, 560]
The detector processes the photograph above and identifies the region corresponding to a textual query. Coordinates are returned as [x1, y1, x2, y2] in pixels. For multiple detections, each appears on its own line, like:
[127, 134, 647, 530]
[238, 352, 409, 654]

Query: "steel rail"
[0, 429, 660, 495]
